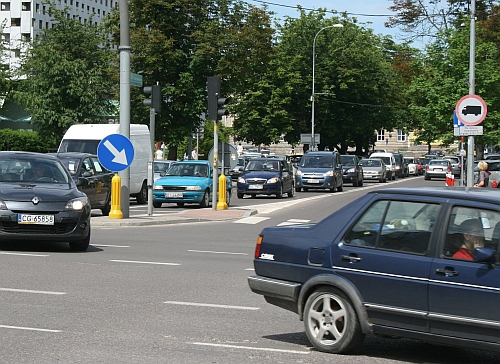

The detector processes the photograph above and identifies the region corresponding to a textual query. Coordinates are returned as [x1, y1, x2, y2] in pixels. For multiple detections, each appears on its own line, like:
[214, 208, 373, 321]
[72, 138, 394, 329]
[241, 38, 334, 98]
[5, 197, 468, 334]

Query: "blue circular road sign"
[97, 134, 135, 172]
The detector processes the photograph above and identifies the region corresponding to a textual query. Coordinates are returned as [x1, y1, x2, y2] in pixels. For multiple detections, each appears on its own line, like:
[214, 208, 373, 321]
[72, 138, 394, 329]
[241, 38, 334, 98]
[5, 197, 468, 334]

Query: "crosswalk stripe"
[233, 216, 270, 224]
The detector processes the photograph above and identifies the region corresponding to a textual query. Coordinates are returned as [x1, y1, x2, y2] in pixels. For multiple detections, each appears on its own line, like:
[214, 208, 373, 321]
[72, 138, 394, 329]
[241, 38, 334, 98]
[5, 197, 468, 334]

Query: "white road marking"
[190, 342, 309, 355]
[0, 325, 61, 333]
[0, 252, 49, 257]
[187, 249, 247, 255]
[233, 216, 269, 224]
[110, 260, 180, 266]
[0, 288, 65, 295]
[164, 301, 259, 310]
[244, 268, 255, 271]
[92, 244, 130, 248]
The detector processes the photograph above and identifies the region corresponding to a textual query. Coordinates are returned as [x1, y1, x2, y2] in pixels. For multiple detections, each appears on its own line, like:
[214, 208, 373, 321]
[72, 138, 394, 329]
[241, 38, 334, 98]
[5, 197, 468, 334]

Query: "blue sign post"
[97, 134, 135, 220]
[97, 134, 134, 172]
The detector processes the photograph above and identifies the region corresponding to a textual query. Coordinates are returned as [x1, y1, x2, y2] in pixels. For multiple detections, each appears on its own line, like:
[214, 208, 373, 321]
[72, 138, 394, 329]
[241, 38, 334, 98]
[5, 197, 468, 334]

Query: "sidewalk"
[91, 208, 257, 227]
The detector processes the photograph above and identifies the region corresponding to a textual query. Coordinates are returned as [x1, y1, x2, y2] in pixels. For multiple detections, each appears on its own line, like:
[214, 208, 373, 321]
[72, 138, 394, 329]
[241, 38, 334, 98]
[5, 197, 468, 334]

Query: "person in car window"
[452, 219, 485, 260]
[474, 161, 489, 187]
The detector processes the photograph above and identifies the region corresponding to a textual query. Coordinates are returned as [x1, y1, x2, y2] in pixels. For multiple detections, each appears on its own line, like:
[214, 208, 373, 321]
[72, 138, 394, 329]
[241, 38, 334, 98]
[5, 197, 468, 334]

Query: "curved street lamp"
[311, 24, 343, 151]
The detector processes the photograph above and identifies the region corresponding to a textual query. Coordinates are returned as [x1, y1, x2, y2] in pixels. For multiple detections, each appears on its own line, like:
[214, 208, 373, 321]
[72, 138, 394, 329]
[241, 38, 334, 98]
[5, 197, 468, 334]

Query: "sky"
[246, 0, 401, 39]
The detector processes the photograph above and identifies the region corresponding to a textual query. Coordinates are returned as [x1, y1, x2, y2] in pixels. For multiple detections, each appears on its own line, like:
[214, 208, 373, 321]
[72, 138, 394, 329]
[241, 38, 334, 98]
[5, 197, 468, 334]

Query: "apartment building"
[0, 0, 115, 70]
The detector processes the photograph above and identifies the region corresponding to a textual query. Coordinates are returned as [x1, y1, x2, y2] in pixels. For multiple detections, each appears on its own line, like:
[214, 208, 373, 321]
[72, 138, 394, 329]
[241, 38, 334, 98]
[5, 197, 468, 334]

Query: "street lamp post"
[311, 24, 343, 151]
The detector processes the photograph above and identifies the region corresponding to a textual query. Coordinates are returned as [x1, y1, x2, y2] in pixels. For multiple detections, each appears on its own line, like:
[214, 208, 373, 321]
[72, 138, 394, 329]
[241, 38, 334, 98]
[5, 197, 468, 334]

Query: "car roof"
[1, 151, 62, 161]
[370, 186, 500, 202]
[51, 152, 96, 159]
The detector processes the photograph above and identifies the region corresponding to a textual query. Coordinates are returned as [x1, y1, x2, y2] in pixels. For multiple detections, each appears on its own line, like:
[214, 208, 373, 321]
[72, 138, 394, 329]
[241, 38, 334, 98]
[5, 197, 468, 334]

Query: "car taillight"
[254, 235, 263, 259]
[447, 166, 451, 171]
[458, 164, 462, 168]
[426, 166, 429, 170]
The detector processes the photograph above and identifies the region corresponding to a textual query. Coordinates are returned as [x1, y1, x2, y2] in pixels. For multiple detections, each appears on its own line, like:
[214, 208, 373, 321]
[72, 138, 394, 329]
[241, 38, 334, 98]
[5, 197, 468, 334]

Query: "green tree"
[15, 1, 115, 140]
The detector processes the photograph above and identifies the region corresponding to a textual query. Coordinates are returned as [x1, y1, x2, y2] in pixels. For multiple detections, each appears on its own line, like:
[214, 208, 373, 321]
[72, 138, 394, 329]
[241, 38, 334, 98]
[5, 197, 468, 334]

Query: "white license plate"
[434, 168, 442, 171]
[249, 185, 263, 189]
[165, 192, 183, 198]
[307, 179, 320, 183]
[18, 214, 54, 225]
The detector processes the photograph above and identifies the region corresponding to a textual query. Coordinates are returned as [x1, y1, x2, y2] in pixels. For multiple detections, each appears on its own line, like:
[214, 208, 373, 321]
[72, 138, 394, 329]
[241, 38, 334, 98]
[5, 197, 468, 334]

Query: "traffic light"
[207, 76, 230, 120]
[143, 84, 161, 112]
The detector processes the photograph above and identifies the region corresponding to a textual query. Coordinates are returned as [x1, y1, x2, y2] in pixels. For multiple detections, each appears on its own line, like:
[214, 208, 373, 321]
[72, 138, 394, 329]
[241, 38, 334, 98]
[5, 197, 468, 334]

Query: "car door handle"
[341, 255, 362, 263]
[435, 268, 459, 277]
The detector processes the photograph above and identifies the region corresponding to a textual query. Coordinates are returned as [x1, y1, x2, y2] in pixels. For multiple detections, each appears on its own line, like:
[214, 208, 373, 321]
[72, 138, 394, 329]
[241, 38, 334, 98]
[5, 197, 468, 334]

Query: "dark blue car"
[249, 187, 500, 354]
[237, 158, 294, 199]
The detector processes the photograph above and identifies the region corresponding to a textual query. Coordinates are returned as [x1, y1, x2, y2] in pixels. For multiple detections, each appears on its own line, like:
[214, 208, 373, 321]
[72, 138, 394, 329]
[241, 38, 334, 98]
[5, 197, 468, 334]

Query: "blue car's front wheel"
[200, 190, 210, 208]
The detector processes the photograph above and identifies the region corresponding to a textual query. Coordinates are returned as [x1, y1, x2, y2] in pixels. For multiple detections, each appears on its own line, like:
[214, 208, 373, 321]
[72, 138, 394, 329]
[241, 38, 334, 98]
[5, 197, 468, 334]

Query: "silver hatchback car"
[425, 159, 452, 180]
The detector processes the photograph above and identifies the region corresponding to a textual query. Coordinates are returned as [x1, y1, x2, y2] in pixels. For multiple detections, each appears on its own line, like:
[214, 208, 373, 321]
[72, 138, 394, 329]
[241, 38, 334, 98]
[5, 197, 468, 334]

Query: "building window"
[397, 130, 406, 142]
[11, 18, 21, 27]
[22, 2, 31, 11]
[1, 2, 10, 11]
[1, 33, 10, 42]
[21, 33, 30, 41]
[39, 20, 42, 29]
[36, 3, 40, 12]
[377, 130, 385, 142]
[11, 49, 20, 58]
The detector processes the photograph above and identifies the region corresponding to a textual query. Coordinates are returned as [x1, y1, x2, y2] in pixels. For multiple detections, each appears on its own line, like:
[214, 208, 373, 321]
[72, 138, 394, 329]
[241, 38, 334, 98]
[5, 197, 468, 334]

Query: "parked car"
[474, 160, 500, 185]
[154, 160, 176, 182]
[425, 159, 452, 180]
[0, 151, 91, 251]
[404, 157, 419, 176]
[153, 160, 232, 208]
[369, 152, 395, 180]
[237, 158, 294, 199]
[54, 152, 113, 216]
[295, 151, 343, 192]
[340, 155, 363, 187]
[442, 156, 462, 177]
[359, 158, 387, 182]
[248, 186, 500, 354]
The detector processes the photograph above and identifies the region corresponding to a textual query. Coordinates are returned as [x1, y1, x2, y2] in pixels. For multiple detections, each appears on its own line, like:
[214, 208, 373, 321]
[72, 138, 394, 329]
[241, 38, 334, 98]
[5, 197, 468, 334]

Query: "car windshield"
[154, 162, 171, 173]
[429, 160, 449, 166]
[443, 157, 459, 164]
[360, 159, 381, 167]
[0, 156, 70, 183]
[166, 163, 208, 177]
[372, 156, 390, 165]
[299, 156, 333, 168]
[246, 160, 279, 171]
[341, 156, 356, 166]
[404, 158, 415, 163]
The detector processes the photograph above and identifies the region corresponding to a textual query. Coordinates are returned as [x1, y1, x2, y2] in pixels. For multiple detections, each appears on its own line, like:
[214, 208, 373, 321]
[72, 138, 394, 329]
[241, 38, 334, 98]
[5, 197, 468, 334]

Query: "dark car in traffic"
[248, 187, 500, 354]
[295, 151, 343, 192]
[340, 155, 363, 187]
[392, 152, 408, 178]
[0, 151, 91, 251]
[54, 153, 113, 216]
[237, 158, 294, 199]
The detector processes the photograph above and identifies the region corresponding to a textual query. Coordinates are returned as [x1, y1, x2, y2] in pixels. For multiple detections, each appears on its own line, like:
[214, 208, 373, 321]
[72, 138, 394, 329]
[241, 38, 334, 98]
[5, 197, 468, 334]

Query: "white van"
[58, 124, 151, 204]
[370, 152, 397, 180]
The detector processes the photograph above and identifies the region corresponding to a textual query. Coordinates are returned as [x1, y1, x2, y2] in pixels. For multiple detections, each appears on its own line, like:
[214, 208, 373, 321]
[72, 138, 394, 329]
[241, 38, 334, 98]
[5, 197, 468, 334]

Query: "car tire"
[136, 181, 148, 204]
[101, 196, 111, 216]
[304, 287, 364, 354]
[276, 184, 283, 199]
[287, 183, 294, 198]
[337, 180, 343, 192]
[199, 190, 210, 207]
[303, 187, 309, 192]
[69, 233, 90, 252]
[295, 187, 302, 192]
[176, 202, 185, 207]
[153, 201, 162, 208]
[425, 176, 431, 180]
[237, 193, 244, 199]
[352, 179, 358, 187]
[392, 173, 396, 180]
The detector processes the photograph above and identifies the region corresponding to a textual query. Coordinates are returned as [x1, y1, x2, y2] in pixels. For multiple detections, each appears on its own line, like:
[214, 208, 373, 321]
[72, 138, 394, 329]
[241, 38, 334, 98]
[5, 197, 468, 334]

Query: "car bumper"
[237, 182, 281, 195]
[295, 175, 335, 189]
[363, 172, 384, 179]
[248, 275, 301, 302]
[342, 172, 359, 183]
[153, 190, 206, 204]
[0, 208, 90, 242]
[426, 171, 448, 178]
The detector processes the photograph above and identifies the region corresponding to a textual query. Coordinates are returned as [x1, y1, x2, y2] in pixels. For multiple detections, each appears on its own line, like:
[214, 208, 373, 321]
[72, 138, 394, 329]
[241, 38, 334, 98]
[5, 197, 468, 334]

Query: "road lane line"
[190, 342, 309, 354]
[110, 260, 180, 266]
[0, 288, 65, 295]
[164, 301, 259, 310]
[0, 252, 49, 257]
[0, 325, 61, 333]
[92, 244, 130, 248]
[187, 249, 248, 255]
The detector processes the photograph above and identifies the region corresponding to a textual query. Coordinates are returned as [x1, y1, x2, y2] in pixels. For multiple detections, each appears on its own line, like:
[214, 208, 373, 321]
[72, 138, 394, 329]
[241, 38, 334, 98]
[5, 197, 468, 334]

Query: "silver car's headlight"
[267, 177, 279, 184]
[324, 171, 334, 177]
[238, 177, 245, 183]
[185, 186, 201, 191]
[64, 197, 88, 211]
[0, 199, 6, 210]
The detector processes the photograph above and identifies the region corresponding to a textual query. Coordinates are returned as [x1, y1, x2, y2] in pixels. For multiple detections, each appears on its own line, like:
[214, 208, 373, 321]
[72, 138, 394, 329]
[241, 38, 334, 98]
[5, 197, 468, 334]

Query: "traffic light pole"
[466, 0, 476, 188]
[212, 117, 218, 211]
[147, 107, 155, 216]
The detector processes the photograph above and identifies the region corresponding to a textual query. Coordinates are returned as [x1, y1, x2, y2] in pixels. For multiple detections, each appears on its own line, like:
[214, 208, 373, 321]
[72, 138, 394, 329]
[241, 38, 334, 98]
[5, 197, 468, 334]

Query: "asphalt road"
[3, 175, 500, 363]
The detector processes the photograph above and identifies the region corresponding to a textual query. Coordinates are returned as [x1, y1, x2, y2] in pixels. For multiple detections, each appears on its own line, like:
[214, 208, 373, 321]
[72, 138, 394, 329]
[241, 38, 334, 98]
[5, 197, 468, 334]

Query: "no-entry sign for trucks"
[455, 94, 487, 126]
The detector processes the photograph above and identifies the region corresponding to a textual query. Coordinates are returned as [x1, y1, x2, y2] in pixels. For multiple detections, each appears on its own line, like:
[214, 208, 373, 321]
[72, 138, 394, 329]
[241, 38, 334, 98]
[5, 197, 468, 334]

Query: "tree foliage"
[15, 1, 115, 140]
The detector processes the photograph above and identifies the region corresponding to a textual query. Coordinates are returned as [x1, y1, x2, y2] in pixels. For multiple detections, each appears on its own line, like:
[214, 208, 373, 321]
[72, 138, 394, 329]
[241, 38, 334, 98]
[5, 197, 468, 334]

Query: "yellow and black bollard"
[217, 173, 228, 210]
[109, 173, 123, 219]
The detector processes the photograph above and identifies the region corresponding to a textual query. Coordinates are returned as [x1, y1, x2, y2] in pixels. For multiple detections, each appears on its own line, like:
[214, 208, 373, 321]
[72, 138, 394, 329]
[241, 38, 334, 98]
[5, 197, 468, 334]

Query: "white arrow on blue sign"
[97, 134, 135, 172]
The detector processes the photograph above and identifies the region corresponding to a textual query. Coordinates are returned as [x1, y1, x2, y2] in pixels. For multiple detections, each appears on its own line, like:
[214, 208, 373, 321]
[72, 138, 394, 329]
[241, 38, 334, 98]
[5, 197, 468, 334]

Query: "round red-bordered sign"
[455, 95, 487, 126]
